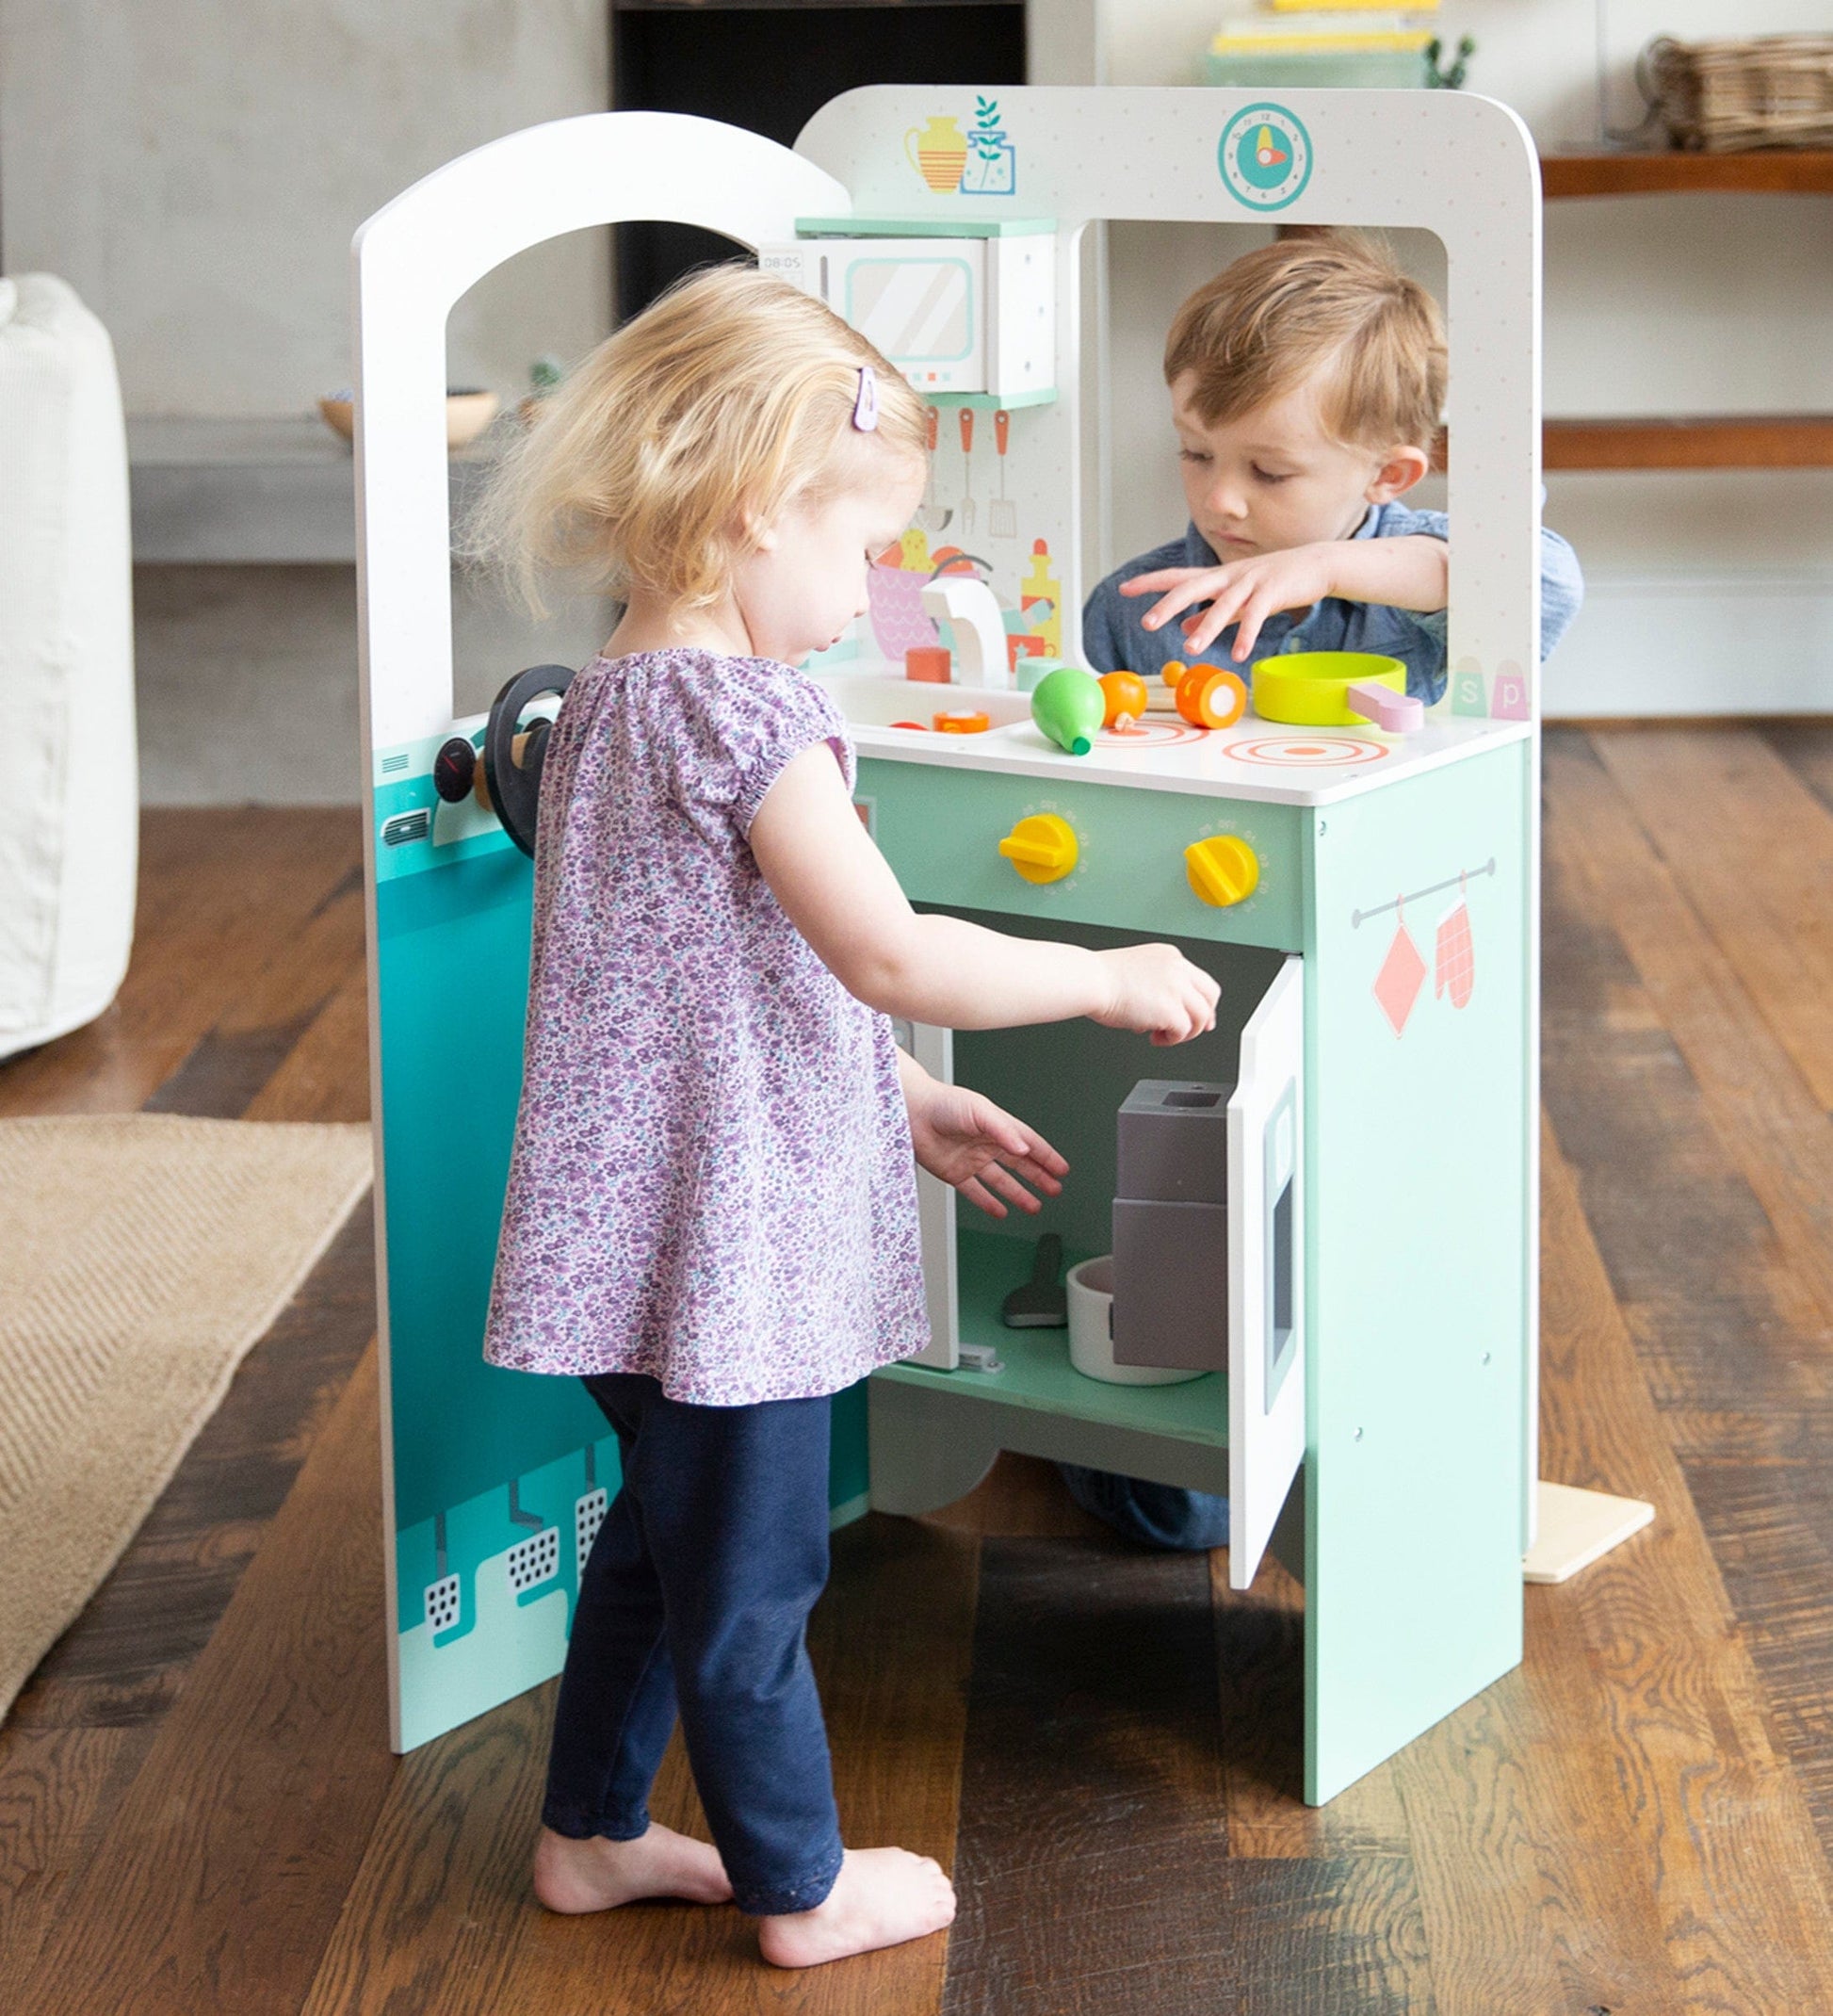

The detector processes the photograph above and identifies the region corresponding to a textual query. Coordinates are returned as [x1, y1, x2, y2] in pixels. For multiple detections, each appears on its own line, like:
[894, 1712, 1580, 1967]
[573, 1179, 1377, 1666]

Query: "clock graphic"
[1217, 103, 1313, 213]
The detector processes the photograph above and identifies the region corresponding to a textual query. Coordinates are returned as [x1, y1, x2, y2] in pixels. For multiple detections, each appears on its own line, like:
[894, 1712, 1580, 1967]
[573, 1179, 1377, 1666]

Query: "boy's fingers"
[1186, 577, 1253, 654]
[1143, 587, 1208, 632]
[1119, 566, 1217, 595]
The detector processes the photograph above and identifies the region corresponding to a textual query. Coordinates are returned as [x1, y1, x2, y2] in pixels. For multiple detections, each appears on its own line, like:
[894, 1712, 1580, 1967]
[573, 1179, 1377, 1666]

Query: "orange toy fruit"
[933, 708, 991, 734]
[1175, 661, 1249, 730]
[1098, 671, 1150, 729]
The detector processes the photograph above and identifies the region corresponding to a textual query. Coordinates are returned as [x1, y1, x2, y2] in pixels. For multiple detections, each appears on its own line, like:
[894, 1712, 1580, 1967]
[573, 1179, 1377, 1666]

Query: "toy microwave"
[758, 220, 1056, 399]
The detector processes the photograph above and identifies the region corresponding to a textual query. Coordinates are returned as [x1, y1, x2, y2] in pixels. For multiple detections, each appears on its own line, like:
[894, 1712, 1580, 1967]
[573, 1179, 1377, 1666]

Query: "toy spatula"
[1001, 1233, 1067, 1327]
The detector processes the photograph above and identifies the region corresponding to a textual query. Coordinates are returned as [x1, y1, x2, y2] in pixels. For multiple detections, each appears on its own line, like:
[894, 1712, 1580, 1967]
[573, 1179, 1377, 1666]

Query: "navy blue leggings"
[541, 1373, 844, 1916]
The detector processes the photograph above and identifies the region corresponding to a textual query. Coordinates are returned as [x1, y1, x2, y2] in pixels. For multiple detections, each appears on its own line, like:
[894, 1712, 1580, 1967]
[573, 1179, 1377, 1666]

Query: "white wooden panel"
[1228, 955, 1306, 1589]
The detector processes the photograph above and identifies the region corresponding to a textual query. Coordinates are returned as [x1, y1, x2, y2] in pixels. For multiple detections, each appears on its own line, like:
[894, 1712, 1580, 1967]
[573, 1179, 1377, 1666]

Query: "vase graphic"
[905, 117, 969, 193]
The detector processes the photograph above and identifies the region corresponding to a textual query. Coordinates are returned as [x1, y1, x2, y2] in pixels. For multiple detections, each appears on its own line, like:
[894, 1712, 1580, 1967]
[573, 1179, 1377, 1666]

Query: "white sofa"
[0, 275, 138, 1060]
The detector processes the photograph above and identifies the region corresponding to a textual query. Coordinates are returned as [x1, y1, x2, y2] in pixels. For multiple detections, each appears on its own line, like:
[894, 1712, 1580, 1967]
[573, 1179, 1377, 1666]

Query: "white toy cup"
[1065, 1256, 1204, 1387]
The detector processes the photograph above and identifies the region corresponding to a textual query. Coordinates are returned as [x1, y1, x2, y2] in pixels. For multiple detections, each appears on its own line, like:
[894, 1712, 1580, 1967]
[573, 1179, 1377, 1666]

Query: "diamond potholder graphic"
[1373, 912, 1428, 1038]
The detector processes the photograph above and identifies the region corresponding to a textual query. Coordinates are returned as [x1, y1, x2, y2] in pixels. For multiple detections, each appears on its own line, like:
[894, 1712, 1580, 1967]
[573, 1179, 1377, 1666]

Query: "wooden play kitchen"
[353, 86, 1563, 1805]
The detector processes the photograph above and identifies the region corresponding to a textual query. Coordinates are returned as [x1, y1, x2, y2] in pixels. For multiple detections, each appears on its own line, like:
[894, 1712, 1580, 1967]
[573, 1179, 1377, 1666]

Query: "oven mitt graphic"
[1435, 896, 1474, 1009]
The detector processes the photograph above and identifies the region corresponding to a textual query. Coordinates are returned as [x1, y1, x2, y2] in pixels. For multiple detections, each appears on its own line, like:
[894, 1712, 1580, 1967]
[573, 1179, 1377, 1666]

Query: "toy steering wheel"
[483, 664, 575, 856]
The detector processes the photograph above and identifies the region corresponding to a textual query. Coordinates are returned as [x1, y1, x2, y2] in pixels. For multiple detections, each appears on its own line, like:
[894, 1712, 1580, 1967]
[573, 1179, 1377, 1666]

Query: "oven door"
[1227, 955, 1306, 1588]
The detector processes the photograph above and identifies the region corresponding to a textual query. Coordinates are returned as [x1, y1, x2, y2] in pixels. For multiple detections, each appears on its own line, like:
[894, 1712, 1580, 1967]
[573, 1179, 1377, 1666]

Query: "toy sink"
[1251, 652, 1409, 729]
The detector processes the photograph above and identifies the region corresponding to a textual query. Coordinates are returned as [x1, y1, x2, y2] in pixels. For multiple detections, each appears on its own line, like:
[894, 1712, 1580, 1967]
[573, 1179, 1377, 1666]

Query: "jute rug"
[0, 1114, 374, 1722]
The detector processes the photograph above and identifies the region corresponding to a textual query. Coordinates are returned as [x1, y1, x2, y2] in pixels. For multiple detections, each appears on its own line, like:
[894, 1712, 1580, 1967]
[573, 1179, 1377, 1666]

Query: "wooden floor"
[6, 723, 1833, 2011]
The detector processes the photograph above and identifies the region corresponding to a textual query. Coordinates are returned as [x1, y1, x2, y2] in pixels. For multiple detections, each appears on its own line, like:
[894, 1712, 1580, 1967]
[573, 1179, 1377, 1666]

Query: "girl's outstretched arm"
[749, 742, 1218, 1042]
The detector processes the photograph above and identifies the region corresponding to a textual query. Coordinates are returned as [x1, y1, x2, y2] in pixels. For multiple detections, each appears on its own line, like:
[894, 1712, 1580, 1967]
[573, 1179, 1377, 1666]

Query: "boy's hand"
[1123, 545, 1339, 662]
[1093, 945, 1220, 1047]
[903, 1074, 1069, 1220]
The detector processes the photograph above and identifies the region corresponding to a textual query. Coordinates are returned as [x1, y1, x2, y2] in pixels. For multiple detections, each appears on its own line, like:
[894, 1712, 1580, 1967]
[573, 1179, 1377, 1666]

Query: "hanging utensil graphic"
[990, 409, 1015, 539]
[916, 405, 952, 532]
[959, 406, 977, 534]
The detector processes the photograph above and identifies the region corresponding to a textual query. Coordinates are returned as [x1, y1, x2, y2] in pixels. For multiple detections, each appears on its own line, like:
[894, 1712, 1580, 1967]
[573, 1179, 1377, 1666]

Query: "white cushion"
[0, 275, 138, 1059]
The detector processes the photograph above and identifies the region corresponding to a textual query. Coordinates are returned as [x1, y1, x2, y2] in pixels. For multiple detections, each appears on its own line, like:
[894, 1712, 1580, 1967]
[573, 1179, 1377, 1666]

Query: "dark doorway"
[611, 2, 1027, 321]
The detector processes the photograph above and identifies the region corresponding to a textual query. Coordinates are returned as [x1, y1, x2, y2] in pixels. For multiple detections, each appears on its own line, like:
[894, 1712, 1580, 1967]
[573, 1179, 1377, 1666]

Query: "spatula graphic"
[1001, 1232, 1067, 1328]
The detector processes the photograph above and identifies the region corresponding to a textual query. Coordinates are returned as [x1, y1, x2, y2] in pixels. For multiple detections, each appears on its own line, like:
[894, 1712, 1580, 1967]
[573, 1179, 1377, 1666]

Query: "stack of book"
[1204, 0, 1441, 89]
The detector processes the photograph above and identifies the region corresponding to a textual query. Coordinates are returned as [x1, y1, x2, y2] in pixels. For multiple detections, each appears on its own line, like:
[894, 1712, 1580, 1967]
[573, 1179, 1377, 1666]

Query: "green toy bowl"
[1251, 651, 1407, 728]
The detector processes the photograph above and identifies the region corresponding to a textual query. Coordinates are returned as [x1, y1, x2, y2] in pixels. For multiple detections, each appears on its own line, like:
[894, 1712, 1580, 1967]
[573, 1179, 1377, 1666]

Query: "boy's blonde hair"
[1163, 235, 1446, 453]
[467, 263, 927, 616]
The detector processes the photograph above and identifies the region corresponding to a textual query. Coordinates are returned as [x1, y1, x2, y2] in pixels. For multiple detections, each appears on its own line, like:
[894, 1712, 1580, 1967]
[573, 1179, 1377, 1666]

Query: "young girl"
[474, 265, 1220, 1970]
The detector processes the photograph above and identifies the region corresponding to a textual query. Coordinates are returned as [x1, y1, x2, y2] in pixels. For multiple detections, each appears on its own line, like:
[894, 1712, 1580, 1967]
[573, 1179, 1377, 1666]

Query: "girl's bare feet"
[757, 1847, 956, 1969]
[532, 1823, 733, 1911]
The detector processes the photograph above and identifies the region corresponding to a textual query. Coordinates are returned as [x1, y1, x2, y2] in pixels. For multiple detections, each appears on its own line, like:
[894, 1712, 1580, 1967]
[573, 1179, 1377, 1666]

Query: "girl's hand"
[1093, 945, 1220, 1047]
[904, 1075, 1069, 1220]
[1120, 545, 1338, 662]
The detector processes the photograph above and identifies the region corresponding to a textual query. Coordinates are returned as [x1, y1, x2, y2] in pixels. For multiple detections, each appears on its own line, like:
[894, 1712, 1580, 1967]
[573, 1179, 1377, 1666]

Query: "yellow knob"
[1185, 834, 1259, 907]
[999, 813, 1079, 886]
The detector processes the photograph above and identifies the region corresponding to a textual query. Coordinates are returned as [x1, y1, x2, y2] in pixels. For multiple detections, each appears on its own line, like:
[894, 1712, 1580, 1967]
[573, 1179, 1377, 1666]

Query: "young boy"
[1081, 233, 1582, 704]
[1062, 236, 1582, 1553]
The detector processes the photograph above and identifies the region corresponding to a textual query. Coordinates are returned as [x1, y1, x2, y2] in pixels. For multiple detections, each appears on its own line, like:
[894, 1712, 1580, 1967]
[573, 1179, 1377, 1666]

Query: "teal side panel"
[831, 1379, 870, 1525]
[1304, 743, 1531, 1803]
[375, 850, 608, 1526]
[375, 810, 878, 1741]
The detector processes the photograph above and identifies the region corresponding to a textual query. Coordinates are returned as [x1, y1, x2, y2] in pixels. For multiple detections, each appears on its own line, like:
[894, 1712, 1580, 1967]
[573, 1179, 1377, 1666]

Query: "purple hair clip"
[852, 365, 879, 432]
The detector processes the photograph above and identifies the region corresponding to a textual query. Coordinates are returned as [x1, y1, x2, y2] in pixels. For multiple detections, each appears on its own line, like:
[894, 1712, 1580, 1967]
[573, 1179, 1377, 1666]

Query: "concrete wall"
[2, 0, 616, 805]
[1, 0, 612, 414]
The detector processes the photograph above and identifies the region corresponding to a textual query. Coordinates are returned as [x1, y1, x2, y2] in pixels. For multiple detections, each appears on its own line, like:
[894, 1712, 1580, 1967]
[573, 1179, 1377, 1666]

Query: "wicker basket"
[1642, 35, 1833, 153]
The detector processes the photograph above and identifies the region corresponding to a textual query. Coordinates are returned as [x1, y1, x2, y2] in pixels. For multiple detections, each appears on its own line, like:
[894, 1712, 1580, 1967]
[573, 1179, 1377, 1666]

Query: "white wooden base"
[1523, 1481, 1655, 1585]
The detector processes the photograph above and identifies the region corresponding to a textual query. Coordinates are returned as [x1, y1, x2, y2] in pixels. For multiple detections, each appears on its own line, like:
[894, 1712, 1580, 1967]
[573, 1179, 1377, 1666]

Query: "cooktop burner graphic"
[1097, 717, 1207, 748]
[1225, 735, 1390, 768]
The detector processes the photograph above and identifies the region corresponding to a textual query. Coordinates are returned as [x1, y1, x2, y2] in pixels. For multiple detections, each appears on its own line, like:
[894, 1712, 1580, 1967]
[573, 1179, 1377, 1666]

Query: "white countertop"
[819, 669, 1533, 809]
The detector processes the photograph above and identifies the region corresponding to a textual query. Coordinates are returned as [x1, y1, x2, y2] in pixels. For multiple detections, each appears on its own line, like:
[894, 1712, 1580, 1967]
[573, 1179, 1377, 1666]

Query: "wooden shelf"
[1544, 415, 1833, 470]
[1542, 150, 1833, 199]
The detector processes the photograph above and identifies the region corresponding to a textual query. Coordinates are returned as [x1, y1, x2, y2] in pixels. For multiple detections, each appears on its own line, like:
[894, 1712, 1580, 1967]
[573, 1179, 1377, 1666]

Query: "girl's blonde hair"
[466, 263, 928, 617]
[1164, 234, 1446, 454]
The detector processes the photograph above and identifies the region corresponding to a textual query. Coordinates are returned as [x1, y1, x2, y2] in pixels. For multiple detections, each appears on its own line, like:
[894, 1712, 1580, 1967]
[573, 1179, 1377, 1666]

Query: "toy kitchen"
[355, 85, 1543, 1805]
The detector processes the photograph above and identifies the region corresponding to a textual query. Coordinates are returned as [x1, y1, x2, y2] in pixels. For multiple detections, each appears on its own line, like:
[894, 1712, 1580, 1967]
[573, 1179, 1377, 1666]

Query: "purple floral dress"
[482, 647, 931, 1405]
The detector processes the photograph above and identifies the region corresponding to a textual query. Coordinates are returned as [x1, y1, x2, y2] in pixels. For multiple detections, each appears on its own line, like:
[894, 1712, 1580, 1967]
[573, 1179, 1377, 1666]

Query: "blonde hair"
[1163, 234, 1446, 453]
[466, 263, 928, 617]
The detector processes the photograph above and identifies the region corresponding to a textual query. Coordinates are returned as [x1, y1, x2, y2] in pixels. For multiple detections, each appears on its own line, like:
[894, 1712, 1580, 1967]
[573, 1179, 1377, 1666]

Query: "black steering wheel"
[483, 664, 575, 857]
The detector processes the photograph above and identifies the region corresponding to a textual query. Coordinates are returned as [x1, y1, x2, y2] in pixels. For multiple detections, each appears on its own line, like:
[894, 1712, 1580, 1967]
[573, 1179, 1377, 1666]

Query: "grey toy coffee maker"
[1111, 1078, 1234, 1373]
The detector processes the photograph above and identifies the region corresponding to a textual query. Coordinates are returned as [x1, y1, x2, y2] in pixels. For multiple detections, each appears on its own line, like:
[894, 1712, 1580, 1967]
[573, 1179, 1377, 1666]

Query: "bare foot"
[756, 1847, 956, 1969]
[532, 1823, 733, 1911]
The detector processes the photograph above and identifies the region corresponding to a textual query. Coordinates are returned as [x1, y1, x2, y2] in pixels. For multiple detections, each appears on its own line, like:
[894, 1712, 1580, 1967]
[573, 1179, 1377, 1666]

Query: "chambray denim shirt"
[1080, 501, 1584, 705]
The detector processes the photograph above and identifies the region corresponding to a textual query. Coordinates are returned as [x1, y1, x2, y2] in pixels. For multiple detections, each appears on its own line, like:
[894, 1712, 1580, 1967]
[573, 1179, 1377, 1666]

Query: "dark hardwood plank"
[0, 808, 361, 1119]
[302, 1513, 978, 2016]
[6, 1211, 377, 1731]
[1764, 719, 1833, 825]
[17, 1342, 396, 2016]
[942, 1536, 1236, 2014]
[1212, 1553, 1314, 1859]
[244, 951, 371, 1124]
[921, 1451, 1111, 1539]
[0, 1727, 142, 1999]
[1534, 733, 1833, 1991]
[1591, 727, 1833, 1115]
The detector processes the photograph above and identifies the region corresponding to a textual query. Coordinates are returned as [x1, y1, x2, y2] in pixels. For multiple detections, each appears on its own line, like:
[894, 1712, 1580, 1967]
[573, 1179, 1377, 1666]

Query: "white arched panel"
[353, 112, 851, 752]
